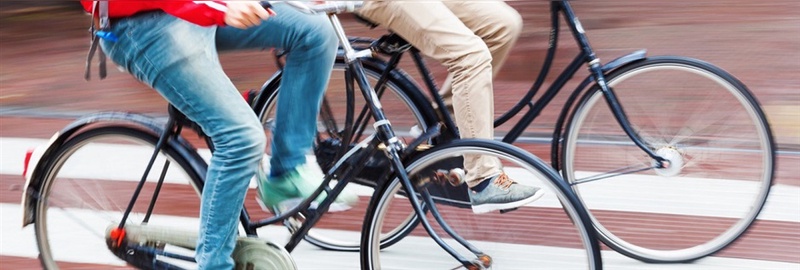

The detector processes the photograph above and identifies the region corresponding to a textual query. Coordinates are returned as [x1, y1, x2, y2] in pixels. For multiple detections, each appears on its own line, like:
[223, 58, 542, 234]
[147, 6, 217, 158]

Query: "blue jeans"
[100, 4, 337, 269]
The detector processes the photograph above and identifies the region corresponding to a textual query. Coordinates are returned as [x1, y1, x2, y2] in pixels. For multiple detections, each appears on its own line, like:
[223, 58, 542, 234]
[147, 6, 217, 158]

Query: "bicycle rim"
[563, 58, 774, 262]
[34, 126, 202, 269]
[257, 62, 429, 251]
[363, 140, 601, 269]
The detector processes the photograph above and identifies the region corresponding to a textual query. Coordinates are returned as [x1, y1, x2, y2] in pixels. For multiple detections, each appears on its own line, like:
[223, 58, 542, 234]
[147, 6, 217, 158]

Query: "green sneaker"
[468, 173, 544, 214]
[257, 163, 358, 213]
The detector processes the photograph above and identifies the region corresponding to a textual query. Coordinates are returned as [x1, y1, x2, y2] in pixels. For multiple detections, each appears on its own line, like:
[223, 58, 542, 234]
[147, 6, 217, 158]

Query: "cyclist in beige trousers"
[357, 1, 544, 214]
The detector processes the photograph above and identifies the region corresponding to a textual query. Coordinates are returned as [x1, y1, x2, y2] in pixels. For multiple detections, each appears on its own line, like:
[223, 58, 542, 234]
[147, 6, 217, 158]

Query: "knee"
[502, 12, 523, 41]
[489, 10, 523, 46]
[447, 40, 493, 74]
[246, 122, 267, 153]
[295, 17, 338, 55]
[234, 121, 267, 162]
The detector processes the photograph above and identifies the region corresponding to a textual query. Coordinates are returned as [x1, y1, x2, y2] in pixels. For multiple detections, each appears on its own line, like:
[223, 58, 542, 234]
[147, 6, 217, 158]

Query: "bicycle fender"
[601, 49, 647, 73]
[21, 112, 205, 227]
[551, 50, 647, 170]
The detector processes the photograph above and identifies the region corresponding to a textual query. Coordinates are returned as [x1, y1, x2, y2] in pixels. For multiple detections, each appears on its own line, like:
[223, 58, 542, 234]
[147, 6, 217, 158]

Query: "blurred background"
[1, 1, 797, 146]
[1, 0, 798, 268]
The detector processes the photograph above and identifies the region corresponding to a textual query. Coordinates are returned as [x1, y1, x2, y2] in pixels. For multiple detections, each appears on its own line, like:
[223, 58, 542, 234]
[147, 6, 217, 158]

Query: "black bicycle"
[258, 0, 776, 264]
[22, 2, 602, 269]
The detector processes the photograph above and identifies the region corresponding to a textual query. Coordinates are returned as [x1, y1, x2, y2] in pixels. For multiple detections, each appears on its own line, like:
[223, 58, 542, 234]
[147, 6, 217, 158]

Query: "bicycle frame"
[373, 1, 667, 172]
[320, 12, 494, 267]
[90, 1, 649, 267]
[99, 10, 499, 269]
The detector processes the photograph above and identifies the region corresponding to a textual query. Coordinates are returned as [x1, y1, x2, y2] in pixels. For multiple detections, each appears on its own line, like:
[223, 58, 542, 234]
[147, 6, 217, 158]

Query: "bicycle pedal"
[415, 143, 433, 151]
[421, 168, 463, 188]
[285, 216, 304, 233]
[446, 168, 465, 186]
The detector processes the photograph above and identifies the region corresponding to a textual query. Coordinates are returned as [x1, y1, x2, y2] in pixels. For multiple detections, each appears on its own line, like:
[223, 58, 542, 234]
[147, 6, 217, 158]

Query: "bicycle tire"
[256, 57, 438, 251]
[34, 125, 205, 269]
[361, 139, 602, 269]
[561, 56, 775, 262]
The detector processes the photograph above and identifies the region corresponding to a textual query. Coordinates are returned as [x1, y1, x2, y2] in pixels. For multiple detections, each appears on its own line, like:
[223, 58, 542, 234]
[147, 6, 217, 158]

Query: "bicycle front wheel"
[562, 57, 775, 262]
[257, 58, 436, 251]
[34, 125, 203, 269]
[362, 139, 601, 269]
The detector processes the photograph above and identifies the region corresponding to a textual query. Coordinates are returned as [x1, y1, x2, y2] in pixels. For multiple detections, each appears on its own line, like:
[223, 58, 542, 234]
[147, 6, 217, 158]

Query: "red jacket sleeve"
[160, 1, 228, 27]
[80, 1, 229, 27]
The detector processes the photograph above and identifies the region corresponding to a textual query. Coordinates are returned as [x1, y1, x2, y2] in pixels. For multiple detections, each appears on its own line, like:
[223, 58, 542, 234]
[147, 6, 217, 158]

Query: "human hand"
[224, 1, 276, 29]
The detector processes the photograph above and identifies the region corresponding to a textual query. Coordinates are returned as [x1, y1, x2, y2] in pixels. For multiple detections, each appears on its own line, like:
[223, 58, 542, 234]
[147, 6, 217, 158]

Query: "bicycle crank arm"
[108, 223, 198, 250]
[105, 224, 196, 269]
[419, 168, 466, 187]
[402, 124, 441, 157]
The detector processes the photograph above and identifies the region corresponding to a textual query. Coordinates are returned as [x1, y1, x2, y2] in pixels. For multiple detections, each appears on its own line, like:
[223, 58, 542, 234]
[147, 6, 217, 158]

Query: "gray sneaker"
[468, 173, 544, 214]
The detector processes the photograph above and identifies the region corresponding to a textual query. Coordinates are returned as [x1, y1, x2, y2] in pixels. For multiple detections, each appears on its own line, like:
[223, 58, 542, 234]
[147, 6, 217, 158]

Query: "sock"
[469, 175, 497, 192]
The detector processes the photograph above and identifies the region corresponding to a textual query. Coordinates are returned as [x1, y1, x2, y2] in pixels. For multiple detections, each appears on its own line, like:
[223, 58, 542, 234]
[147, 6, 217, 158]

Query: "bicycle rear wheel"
[562, 57, 775, 262]
[257, 59, 436, 251]
[34, 125, 203, 269]
[362, 139, 602, 269]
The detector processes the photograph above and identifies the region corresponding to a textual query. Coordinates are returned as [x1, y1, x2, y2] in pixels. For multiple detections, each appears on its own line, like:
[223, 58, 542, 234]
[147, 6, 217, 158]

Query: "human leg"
[358, 1, 500, 183]
[217, 3, 336, 176]
[358, 1, 541, 213]
[102, 12, 266, 269]
[216, 3, 355, 211]
[437, 1, 523, 112]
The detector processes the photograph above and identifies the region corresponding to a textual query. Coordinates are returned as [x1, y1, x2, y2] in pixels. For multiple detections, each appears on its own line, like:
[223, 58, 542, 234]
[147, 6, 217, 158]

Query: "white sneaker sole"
[256, 197, 354, 214]
[470, 189, 545, 214]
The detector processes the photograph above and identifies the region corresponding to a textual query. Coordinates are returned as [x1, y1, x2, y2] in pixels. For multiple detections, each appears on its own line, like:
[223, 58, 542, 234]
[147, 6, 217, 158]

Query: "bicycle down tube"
[330, 11, 497, 268]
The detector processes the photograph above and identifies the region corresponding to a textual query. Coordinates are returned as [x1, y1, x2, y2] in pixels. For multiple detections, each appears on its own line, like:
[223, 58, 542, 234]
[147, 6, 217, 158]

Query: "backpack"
[85, 1, 114, 81]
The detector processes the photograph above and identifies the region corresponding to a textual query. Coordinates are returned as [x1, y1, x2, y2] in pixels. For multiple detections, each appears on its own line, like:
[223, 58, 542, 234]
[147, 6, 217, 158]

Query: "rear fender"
[21, 112, 204, 227]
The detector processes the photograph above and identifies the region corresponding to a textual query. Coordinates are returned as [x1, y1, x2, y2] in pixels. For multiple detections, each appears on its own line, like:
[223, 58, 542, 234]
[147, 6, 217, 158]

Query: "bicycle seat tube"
[329, 12, 489, 268]
[328, 13, 401, 149]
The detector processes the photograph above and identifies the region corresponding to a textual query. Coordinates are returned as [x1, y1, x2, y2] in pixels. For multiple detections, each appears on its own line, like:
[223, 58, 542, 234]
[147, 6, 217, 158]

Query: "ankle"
[469, 174, 498, 192]
[270, 164, 307, 180]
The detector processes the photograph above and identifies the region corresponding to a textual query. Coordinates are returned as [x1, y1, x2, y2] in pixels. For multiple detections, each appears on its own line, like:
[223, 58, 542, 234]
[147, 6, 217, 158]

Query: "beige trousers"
[358, 1, 522, 186]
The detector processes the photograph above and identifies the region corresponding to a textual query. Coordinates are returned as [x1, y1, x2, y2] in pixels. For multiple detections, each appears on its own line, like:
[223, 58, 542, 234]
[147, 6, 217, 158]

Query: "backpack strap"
[85, 1, 113, 81]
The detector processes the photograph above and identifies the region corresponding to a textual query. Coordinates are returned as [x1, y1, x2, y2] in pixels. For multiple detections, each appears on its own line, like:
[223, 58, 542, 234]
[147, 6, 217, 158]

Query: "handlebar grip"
[260, 1, 363, 14]
[317, 1, 363, 13]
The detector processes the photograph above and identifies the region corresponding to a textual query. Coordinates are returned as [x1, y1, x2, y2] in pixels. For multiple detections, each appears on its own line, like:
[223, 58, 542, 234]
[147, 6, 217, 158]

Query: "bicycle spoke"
[571, 164, 656, 185]
[35, 127, 201, 268]
[564, 59, 773, 262]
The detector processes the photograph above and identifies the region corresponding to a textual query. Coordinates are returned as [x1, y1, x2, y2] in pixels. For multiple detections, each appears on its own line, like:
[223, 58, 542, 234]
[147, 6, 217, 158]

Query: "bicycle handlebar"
[261, 1, 364, 14]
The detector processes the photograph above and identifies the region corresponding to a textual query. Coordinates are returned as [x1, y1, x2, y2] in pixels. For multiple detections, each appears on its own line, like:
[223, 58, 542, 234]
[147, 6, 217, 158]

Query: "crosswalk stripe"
[4, 137, 797, 222]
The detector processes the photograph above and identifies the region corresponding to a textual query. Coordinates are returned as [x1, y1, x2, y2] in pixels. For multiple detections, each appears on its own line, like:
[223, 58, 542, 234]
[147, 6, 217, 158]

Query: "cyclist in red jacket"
[82, 1, 235, 27]
[81, 1, 354, 268]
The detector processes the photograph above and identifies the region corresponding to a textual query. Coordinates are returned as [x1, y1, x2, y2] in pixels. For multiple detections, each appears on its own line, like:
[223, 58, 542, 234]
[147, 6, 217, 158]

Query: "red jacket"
[81, 1, 228, 26]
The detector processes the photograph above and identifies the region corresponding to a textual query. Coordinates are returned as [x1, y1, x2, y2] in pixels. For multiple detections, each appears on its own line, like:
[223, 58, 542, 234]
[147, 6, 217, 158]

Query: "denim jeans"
[100, 4, 337, 269]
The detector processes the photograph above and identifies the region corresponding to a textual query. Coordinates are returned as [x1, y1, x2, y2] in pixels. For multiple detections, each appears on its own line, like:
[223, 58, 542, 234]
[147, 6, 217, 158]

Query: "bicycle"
[21, 2, 602, 269]
[257, 0, 776, 264]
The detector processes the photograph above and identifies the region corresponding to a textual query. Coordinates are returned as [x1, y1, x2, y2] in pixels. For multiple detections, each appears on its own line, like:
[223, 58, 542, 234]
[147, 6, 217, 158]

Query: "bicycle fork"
[560, 1, 669, 176]
[353, 62, 489, 268]
[383, 138, 490, 270]
[329, 9, 493, 266]
[588, 62, 669, 167]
